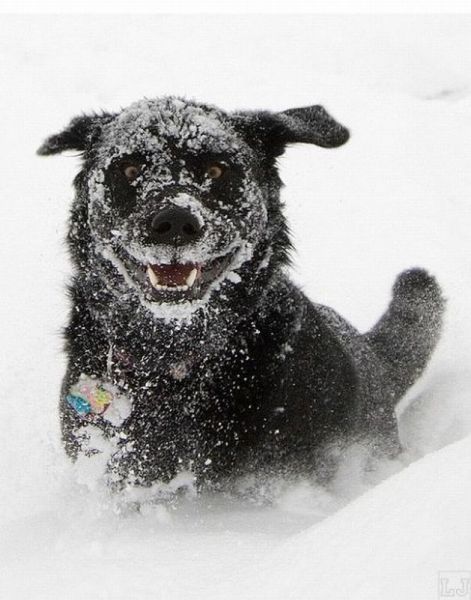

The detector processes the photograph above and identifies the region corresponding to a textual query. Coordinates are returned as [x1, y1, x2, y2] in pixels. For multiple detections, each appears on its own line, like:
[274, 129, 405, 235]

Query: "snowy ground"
[1, 14, 471, 600]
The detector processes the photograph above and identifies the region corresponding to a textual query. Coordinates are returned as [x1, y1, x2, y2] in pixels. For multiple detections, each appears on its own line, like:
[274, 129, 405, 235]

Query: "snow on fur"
[2, 15, 471, 600]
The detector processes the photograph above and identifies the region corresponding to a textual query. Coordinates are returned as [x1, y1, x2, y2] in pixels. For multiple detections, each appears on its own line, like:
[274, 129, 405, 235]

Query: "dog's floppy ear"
[234, 105, 350, 157]
[37, 113, 112, 156]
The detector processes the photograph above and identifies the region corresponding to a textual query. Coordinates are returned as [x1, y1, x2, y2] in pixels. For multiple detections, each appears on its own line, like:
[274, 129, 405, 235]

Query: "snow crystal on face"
[257, 248, 273, 272]
[100, 245, 137, 295]
[98, 97, 243, 164]
[167, 193, 205, 227]
[226, 271, 242, 284]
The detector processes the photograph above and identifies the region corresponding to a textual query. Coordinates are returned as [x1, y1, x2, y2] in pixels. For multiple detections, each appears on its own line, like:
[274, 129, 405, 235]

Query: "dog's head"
[38, 97, 348, 321]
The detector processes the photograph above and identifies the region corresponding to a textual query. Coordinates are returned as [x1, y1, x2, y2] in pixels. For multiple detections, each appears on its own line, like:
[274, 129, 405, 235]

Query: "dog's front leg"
[60, 301, 133, 480]
[62, 369, 181, 492]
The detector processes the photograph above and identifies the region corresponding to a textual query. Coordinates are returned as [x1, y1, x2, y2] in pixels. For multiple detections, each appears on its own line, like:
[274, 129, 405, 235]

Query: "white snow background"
[1, 13, 471, 600]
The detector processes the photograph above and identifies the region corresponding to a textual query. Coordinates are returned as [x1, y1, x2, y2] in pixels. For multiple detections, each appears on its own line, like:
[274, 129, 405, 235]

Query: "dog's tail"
[364, 268, 445, 402]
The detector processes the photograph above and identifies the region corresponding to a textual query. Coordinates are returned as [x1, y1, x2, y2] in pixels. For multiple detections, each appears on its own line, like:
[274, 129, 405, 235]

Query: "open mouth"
[146, 263, 200, 292]
[110, 244, 241, 304]
[143, 249, 237, 302]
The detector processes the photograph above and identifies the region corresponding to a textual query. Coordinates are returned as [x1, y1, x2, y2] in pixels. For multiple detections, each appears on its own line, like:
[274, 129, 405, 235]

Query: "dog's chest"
[106, 336, 258, 415]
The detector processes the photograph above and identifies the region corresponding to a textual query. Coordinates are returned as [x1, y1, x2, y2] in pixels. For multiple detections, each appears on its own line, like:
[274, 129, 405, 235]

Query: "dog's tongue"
[147, 263, 200, 287]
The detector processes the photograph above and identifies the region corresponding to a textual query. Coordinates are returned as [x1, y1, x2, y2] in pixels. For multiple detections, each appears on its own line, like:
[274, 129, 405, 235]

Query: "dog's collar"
[106, 343, 192, 381]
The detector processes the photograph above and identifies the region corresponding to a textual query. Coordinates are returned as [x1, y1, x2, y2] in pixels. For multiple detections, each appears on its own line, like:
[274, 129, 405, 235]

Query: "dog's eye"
[206, 163, 226, 180]
[121, 163, 142, 181]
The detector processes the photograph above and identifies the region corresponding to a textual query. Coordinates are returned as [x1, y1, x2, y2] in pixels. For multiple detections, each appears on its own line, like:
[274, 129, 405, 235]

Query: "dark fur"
[38, 97, 444, 491]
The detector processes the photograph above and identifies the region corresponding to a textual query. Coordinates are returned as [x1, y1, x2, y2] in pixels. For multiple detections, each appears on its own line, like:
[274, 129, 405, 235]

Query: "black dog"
[38, 97, 444, 492]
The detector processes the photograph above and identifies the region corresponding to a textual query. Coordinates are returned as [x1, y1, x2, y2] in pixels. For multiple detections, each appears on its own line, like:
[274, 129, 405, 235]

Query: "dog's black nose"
[149, 206, 203, 246]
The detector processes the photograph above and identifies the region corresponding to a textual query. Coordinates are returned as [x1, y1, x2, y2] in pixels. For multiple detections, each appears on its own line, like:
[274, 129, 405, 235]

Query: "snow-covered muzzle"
[85, 98, 270, 319]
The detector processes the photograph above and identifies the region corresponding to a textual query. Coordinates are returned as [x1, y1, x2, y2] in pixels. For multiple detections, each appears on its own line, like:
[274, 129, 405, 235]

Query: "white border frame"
[2, 0, 471, 15]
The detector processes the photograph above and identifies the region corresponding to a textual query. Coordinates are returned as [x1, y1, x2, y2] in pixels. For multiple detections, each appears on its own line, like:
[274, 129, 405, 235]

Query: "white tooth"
[186, 268, 198, 288]
[147, 266, 160, 288]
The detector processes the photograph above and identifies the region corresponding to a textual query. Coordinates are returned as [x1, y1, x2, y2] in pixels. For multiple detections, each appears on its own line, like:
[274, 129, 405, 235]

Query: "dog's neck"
[82, 272, 270, 365]
[80, 267, 285, 369]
